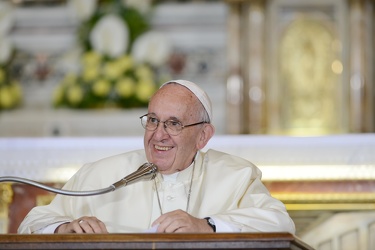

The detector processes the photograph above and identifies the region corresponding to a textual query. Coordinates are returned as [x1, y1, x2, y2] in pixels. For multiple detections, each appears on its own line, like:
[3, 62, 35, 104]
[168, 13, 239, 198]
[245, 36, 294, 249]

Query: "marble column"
[349, 0, 374, 132]
[226, 0, 266, 134]
[226, 2, 244, 134]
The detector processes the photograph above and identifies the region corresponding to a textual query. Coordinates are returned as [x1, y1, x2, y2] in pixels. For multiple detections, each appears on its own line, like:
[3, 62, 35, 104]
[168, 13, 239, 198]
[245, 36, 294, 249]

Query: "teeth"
[155, 145, 171, 151]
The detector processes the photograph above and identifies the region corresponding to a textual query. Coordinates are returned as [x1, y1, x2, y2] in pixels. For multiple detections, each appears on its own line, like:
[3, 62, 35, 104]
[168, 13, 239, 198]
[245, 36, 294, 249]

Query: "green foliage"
[0, 66, 22, 110]
[77, 1, 150, 53]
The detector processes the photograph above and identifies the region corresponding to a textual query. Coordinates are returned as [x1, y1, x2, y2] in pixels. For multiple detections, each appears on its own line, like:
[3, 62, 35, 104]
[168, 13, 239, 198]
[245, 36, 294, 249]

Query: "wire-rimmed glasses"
[140, 114, 207, 136]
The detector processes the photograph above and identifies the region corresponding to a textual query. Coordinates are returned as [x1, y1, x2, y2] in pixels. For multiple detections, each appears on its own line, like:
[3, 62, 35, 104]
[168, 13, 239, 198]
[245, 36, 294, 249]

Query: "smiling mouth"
[154, 145, 173, 151]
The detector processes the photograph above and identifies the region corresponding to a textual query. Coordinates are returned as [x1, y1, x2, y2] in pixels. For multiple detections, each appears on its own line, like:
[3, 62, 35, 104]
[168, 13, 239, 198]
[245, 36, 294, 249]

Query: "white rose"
[122, 0, 152, 14]
[0, 36, 12, 64]
[0, 1, 14, 35]
[90, 14, 129, 58]
[132, 31, 171, 67]
[67, 0, 97, 22]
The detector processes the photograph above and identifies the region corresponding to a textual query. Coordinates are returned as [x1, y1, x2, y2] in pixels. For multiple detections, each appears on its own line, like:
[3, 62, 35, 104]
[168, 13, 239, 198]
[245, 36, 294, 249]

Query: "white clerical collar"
[162, 160, 195, 182]
[162, 172, 179, 182]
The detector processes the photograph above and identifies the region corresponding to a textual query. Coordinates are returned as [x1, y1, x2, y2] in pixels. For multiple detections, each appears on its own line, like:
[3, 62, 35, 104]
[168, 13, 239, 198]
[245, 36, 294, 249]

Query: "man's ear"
[197, 124, 215, 150]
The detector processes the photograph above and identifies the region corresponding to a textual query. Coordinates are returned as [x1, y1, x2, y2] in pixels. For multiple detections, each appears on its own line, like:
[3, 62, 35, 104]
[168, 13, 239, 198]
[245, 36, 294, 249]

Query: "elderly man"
[18, 80, 295, 234]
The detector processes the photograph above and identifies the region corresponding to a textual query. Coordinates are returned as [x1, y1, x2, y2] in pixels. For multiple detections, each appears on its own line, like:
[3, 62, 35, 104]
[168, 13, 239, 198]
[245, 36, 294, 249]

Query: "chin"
[154, 162, 173, 173]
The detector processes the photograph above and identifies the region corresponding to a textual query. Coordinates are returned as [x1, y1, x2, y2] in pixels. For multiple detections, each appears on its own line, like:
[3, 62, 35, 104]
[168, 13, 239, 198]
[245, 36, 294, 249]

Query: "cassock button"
[166, 196, 175, 201]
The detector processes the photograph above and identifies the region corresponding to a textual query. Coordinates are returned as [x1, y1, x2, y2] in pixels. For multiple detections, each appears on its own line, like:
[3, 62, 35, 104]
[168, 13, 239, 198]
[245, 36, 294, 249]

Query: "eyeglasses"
[140, 114, 207, 136]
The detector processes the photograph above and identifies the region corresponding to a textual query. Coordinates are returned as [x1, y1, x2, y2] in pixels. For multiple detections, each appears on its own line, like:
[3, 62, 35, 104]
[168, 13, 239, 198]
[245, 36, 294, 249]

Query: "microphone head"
[138, 162, 158, 180]
[111, 162, 158, 190]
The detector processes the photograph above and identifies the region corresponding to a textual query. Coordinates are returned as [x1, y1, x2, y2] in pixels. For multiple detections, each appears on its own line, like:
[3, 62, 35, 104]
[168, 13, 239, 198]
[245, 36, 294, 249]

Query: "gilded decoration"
[0, 184, 13, 233]
[279, 18, 342, 135]
[273, 193, 375, 211]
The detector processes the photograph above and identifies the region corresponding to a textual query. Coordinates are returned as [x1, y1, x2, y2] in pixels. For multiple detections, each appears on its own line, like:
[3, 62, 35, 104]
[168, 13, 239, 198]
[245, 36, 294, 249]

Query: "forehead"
[148, 84, 199, 119]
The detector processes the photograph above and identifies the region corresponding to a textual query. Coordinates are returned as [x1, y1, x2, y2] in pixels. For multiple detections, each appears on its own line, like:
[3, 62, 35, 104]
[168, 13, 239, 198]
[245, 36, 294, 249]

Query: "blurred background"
[0, 0, 373, 137]
[0, 0, 374, 249]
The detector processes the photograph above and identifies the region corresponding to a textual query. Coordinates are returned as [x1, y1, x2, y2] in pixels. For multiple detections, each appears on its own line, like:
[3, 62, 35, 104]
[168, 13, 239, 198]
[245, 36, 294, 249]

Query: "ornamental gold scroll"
[278, 18, 343, 135]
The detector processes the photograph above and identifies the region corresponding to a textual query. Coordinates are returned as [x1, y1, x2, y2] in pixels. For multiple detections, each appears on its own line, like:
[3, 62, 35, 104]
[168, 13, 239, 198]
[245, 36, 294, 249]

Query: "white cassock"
[18, 149, 295, 234]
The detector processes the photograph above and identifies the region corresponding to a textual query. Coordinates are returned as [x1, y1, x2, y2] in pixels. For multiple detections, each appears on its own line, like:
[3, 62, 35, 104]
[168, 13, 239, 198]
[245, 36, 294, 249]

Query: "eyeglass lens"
[141, 115, 182, 135]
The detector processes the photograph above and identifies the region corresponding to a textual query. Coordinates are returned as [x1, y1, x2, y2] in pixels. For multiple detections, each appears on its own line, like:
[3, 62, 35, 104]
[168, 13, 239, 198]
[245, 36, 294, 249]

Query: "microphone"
[0, 162, 158, 196]
[111, 162, 158, 190]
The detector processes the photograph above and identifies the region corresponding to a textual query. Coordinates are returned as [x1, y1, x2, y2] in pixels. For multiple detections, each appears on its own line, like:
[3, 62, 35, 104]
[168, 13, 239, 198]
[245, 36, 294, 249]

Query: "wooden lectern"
[0, 233, 313, 249]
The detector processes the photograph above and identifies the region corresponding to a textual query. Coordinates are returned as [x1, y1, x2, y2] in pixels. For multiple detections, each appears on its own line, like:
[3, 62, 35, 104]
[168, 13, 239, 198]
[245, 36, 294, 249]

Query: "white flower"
[122, 0, 153, 14]
[67, 0, 97, 22]
[90, 14, 129, 58]
[0, 36, 12, 64]
[0, 1, 14, 35]
[132, 31, 171, 67]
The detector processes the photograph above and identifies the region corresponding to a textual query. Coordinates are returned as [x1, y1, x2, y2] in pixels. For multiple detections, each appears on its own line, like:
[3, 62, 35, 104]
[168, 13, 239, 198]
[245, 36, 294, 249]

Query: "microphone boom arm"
[0, 163, 158, 197]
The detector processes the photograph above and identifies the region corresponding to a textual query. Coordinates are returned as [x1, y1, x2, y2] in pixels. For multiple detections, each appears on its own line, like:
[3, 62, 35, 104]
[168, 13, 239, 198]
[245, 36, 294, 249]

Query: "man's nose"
[154, 121, 169, 137]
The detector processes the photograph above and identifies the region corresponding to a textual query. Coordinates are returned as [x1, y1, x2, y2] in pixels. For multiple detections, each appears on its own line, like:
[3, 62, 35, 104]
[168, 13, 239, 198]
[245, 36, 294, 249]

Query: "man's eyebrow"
[148, 113, 180, 121]
[168, 116, 186, 123]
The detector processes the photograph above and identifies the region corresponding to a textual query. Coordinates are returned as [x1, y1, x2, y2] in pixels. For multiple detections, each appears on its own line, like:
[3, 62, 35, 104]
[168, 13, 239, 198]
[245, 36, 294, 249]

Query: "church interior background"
[0, 0, 374, 249]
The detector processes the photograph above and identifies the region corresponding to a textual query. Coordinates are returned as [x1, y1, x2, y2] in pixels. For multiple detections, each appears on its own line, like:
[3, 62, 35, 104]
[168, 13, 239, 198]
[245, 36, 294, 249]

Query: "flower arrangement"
[0, 2, 22, 111]
[0, 68, 22, 110]
[53, 0, 171, 109]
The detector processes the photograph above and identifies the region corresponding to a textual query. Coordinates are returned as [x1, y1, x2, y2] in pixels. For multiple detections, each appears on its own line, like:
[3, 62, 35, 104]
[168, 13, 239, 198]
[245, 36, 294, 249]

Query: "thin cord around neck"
[154, 164, 195, 215]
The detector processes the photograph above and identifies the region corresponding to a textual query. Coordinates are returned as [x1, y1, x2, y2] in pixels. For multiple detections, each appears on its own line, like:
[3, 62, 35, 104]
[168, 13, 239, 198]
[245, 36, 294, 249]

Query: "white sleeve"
[40, 222, 67, 234]
[211, 217, 240, 233]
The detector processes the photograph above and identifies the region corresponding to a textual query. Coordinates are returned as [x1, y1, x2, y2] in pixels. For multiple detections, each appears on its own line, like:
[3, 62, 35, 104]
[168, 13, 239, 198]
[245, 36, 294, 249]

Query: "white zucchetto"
[161, 80, 213, 122]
